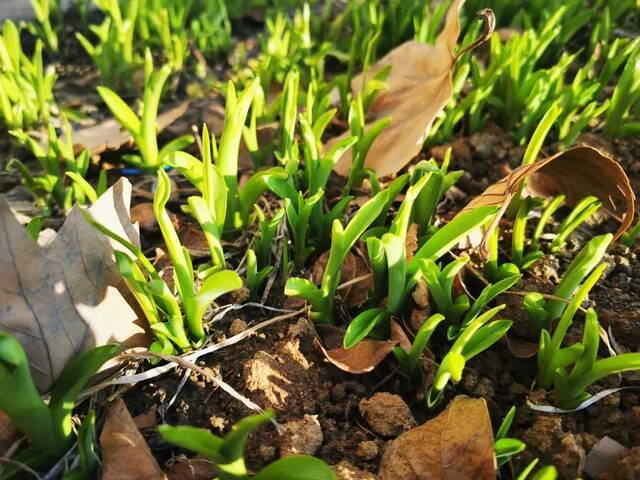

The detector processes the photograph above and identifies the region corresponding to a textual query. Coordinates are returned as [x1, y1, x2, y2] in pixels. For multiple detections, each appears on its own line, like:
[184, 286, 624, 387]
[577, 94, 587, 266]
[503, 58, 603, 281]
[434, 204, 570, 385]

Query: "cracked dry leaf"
[0, 178, 147, 391]
[330, 0, 466, 178]
[379, 395, 495, 479]
[461, 146, 635, 252]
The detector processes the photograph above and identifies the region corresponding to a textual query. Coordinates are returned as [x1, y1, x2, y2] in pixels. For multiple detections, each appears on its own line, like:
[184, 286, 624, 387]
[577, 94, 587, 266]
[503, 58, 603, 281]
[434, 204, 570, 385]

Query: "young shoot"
[159, 409, 336, 480]
[427, 306, 512, 407]
[97, 49, 192, 169]
[392, 313, 446, 376]
[0, 334, 118, 475]
[494, 406, 526, 467]
[524, 234, 611, 333]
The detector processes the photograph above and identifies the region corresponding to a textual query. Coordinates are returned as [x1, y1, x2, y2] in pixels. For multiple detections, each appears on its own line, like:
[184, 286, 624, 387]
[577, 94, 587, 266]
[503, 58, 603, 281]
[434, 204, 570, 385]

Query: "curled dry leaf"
[72, 101, 189, 155]
[330, 0, 481, 178]
[100, 398, 166, 480]
[379, 395, 496, 480]
[131, 202, 158, 232]
[314, 320, 407, 374]
[165, 457, 218, 480]
[504, 335, 538, 359]
[461, 146, 636, 252]
[0, 178, 148, 391]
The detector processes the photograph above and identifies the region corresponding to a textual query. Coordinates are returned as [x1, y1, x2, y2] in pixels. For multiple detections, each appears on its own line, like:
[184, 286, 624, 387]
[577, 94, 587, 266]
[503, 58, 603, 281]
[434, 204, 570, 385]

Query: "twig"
[0, 458, 42, 479]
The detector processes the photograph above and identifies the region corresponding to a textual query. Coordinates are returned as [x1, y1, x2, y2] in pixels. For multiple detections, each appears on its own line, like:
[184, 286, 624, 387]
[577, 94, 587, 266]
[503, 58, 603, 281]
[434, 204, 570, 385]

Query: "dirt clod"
[359, 392, 416, 437]
[355, 440, 380, 461]
[280, 415, 323, 457]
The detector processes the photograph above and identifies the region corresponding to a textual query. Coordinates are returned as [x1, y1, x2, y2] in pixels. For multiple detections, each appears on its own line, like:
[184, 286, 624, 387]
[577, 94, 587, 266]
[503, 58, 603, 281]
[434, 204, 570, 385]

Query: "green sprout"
[604, 46, 640, 138]
[524, 234, 611, 333]
[419, 257, 470, 324]
[9, 118, 99, 214]
[494, 406, 526, 467]
[97, 49, 192, 169]
[392, 313, 445, 376]
[159, 409, 336, 480]
[0, 334, 119, 476]
[427, 306, 512, 407]
[86, 170, 242, 353]
[511, 197, 545, 270]
[537, 265, 640, 408]
[285, 189, 389, 324]
[549, 196, 601, 252]
[620, 220, 640, 248]
[76, 0, 139, 89]
[29, 0, 60, 52]
[0, 30, 57, 129]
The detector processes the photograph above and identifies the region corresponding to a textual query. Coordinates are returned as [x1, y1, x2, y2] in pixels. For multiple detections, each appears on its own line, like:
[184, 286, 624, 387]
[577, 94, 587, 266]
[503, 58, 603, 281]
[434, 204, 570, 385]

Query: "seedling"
[0, 33, 56, 129]
[537, 264, 640, 408]
[97, 49, 192, 169]
[427, 306, 512, 407]
[524, 234, 611, 333]
[29, 0, 60, 52]
[392, 313, 445, 376]
[253, 208, 284, 270]
[9, 118, 99, 214]
[486, 227, 521, 282]
[86, 170, 243, 352]
[620, 220, 640, 247]
[285, 189, 389, 324]
[549, 196, 601, 252]
[159, 409, 336, 480]
[76, 0, 139, 89]
[246, 249, 272, 299]
[604, 47, 640, 138]
[418, 257, 470, 324]
[409, 148, 464, 237]
[494, 406, 526, 466]
[0, 333, 119, 475]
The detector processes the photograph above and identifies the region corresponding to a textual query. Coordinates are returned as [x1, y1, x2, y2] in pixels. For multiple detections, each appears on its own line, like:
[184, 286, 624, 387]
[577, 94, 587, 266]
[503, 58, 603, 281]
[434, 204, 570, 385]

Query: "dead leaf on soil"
[379, 395, 496, 479]
[73, 101, 189, 155]
[133, 404, 159, 431]
[131, 202, 158, 231]
[329, 0, 492, 178]
[504, 335, 538, 358]
[0, 410, 21, 455]
[164, 456, 218, 480]
[461, 146, 636, 252]
[0, 178, 148, 391]
[315, 320, 405, 374]
[100, 398, 166, 480]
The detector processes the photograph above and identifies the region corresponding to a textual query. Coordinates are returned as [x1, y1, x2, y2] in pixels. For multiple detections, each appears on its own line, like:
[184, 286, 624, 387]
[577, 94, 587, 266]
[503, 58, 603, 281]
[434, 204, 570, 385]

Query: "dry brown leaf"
[100, 398, 166, 480]
[461, 146, 635, 251]
[73, 101, 189, 155]
[379, 395, 496, 479]
[0, 410, 21, 455]
[132, 404, 159, 431]
[315, 320, 404, 374]
[0, 178, 148, 391]
[131, 202, 158, 232]
[329, 0, 466, 178]
[504, 335, 538, 358]
[165, 457, 218, 480]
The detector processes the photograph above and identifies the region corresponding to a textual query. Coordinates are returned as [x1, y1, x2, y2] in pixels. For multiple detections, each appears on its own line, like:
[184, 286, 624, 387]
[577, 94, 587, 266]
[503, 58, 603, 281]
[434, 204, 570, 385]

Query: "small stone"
[359, 392, 416, 437]
[229, 287, 250, 303]
[331, 384, 346, 402]
[474, 378, 495, 399]
[331, 460, 376, 480]
[355, 440, 379, 461]
[209, 415, 227, 431]
[229, 318, 248, 337]
[259, 445, 277, 462]
[287, 318, 315, 338]
[280, 415, 323, 457]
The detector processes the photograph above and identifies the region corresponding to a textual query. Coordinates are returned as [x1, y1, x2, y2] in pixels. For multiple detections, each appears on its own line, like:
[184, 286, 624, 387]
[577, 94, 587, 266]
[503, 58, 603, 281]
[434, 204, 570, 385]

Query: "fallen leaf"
[405, 223, 419, 263]
[131, 202, 158, 232]
[330, 0, 490, 178]
[584, 436, 629, 479]
[73, 101, 189, 155]
[133, 404, 159, 431]
[379, 395, 496, 479]
[100, 398, 166, 480]
[412, 280, 430, 310]
[315, 320, 404, 374]
[0, 410, 21, 455]
[504, 335, 538, 358]
[461, 146, 635, 251]
[0, 178, 148, 391]
[165, 456, 218, 480]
